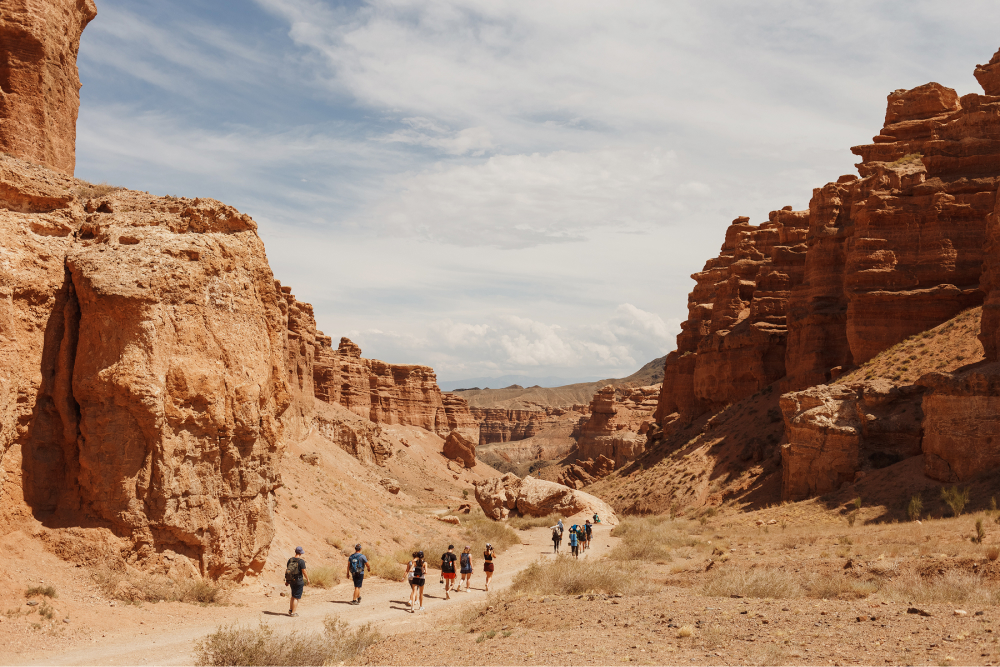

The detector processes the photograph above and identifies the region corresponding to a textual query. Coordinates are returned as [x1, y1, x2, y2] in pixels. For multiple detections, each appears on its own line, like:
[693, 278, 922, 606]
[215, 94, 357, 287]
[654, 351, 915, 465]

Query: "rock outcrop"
[473, 473, 616, 523]
[577, 384, 659, 467]
[780, 381, 924, 500]
[473, 407, 571, 445]
[0, 0, 96, 174]
[442, 430, 476, 468]
[556, 454, 616, 489]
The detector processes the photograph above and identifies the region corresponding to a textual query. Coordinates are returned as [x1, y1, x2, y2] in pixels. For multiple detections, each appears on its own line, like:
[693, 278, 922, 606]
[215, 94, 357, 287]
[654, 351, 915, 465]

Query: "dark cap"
[295, 546, 304, 554]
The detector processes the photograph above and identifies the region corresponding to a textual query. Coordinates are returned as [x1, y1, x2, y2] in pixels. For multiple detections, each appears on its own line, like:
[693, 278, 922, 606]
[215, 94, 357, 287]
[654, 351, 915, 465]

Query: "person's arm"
[365, 557, 371, 572]
[302, 566, 309, 584]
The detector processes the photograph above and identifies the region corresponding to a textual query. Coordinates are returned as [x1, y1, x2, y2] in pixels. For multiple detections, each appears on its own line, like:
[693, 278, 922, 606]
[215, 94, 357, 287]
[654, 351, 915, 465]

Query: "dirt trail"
[11, 524, 618, 666]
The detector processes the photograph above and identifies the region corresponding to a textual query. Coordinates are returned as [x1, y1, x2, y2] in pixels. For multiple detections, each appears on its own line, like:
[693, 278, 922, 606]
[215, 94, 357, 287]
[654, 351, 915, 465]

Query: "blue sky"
[75, 0, 1000, 382]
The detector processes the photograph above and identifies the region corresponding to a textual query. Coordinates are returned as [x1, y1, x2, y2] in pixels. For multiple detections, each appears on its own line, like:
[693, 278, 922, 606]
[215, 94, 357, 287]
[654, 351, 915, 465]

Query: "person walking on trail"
[459, 545, 473, 591]
[569, 525, 580, 558]
[584, 519, 593, 551]
[551, 523, 562, 554]
[284, 546, 309, 617]
[483, 543, 496, 591]
[406, 551, 426, 612]
[441, 545, 458, 599]
[347, 544, 370, 605]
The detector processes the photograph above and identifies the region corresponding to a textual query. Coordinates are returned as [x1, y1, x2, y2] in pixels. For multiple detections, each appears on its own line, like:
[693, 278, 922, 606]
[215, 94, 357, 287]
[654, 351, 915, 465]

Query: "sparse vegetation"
[195, 615, 381, 666]
[506, 513, 562, 531]
[907, 494, 923, 522]
[25, 585, 57, 599]
[941, 486, 970, 517]
[368, 553, 406, 582]
[72, 180, 121, 200]
[509, 556, 652, 596]
[973, 518, 986, 544]
[308, 565, 340, 589]
[92, 564, 229, 604]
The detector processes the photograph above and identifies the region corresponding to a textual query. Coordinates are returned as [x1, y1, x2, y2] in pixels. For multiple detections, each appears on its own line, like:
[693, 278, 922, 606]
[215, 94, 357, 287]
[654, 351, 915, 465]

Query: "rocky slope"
[0, 0, 95, 175]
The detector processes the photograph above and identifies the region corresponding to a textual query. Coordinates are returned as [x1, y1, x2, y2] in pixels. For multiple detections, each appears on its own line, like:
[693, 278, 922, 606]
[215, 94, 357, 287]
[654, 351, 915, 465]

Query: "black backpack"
[285, 557, 302, 584]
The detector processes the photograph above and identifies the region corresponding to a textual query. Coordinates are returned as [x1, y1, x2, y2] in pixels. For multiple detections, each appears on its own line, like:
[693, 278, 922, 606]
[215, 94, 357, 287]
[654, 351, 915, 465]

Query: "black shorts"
[290, 581, 304, 599]
[412, 578, 425, 587]
[352, 573, 364, 588]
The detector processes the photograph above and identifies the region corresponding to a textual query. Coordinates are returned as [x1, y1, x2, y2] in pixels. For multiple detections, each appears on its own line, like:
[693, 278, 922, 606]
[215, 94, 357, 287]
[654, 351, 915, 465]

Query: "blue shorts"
[352, 573, 364, 588]
[290, 582, 304, 599]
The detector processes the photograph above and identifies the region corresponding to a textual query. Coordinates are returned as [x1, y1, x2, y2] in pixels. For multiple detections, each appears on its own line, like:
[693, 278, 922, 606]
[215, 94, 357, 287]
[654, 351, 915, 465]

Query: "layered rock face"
[578, 384, 659, 467]
[0, 163, 287, 579]
[780, 381, 924, 500]
[443, 430, 476, 468]
[659, 63, 1000, 430]
[655, 209, 808, 421]
[473, 405, 579, 446]
[0, 0, 95, 175]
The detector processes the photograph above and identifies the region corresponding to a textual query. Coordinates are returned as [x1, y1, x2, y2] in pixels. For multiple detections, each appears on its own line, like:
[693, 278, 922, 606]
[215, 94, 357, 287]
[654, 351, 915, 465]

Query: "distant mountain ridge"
[439, 374, 604, 392]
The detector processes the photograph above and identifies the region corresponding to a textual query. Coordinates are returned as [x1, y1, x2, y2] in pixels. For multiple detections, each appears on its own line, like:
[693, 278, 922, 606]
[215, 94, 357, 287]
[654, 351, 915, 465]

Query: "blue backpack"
[349, 553, 365, 575]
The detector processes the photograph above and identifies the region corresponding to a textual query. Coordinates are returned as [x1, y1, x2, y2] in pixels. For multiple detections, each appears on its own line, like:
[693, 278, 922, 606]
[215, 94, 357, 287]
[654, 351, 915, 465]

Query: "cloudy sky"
[76, 0, 1000, 383]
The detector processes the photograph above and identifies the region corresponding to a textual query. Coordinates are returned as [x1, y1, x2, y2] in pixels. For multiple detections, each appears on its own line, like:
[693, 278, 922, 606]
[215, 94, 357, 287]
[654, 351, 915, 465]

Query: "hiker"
[347, 544, 370, 605]
[284, 546, 309, 617]
[593, 513, 601, 524]
[459, 545, 473, 591]
[569, 525, 580, 558]
[406, 550, 426, 612]
[584, 519, 593, 550]
[441, 545, 458, 599]
[551, 523, 562, 553]
[483, 543, 496, 591]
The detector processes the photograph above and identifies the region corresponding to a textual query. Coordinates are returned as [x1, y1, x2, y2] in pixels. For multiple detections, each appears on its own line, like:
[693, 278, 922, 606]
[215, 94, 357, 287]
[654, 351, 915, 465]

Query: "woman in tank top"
[483, 543, 496, 591]
[459, 545, 473, 592]
[406, 551, 426, 612]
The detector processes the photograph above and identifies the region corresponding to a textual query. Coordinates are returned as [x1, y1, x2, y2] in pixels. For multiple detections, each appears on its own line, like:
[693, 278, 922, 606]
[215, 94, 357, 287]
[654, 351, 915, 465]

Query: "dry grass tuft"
[73, 181, 121, 200]
[703, 566, 802, 599]
[24, 585, 57, 599]
[677, 625, 694, 637]
[194, 615, 381, 666]
[92, 564, 229, 604]
[879, 571, 1000, 605]
[510, 556, 652, 597]
[368, 554, 406, 582]
[506, 514, 562, 531]
[307, 565, 340, 589]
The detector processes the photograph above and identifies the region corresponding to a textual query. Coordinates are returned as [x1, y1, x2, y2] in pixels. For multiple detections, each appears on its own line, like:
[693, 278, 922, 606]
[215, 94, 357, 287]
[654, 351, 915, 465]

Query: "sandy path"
[12, 524, 617, 666]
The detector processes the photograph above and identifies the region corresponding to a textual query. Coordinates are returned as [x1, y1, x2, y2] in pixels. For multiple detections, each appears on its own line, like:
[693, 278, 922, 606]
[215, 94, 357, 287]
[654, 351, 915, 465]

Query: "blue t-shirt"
[569, 532, 578, 546]
[349, 553, 368, 575]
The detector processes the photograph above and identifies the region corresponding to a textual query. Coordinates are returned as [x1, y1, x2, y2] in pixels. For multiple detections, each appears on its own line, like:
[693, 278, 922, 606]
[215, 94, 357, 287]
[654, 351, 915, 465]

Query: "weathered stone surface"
[780, 380, 924, 500]
[473, 472, 522, 520]
[442, 430, 476, 468]
[578, 384, 658, 467]
[975, 48, 1000, 97]
[0, 0, 96, 174]
[311, 399, 394, 467]
[379, 478, 400, 494]
[473, 407, 562, 445]
[918, 364, 1000, 482]
[473, 472, 617, 523]
[556, 454, 615, 489]
[299, 452, 320, 466]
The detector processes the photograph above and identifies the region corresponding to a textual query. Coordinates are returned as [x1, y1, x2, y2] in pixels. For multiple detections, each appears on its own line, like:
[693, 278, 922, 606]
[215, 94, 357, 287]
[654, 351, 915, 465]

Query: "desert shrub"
[325, 536, 342, 549]
[879, 571, 1000, 605]
[91, 564, 229, 604]
[608, 516, 678, 561]
[506, 514, 562, 531]
[802, 574, 878, 600]
[941, 486, 970, 517]
[907, 494, 923, 522]
[24, 585, 57, 599]
[308, 565, 340, 589]
[702, 567, 802, 599]
[72, 181, 121, 200]
[463, 518, 521, 553]
[368, 554, 405, 582]
[194, 615, 381, 666]
[988, 546, 1000, 561]
[509, 556, 650, 596]
[974, 519, 986, 544]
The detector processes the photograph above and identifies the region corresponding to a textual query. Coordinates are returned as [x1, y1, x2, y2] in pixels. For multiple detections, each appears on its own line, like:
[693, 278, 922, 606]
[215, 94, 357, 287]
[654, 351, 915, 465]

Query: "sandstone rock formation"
[474, 472, 616, 523]
[577, 384, 659, 468]
[473, 406, 574, 445]
[442, 430, 476, 468]
[556, 454, 615, 489]
[780, 381, 924, 500]
[656, 68, 1000, 430]
[0, 0, 96, 174]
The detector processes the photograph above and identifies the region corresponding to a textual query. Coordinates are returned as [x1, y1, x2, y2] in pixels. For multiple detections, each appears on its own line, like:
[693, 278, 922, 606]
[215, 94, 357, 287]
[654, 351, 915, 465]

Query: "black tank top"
[483, 550, 494, 562]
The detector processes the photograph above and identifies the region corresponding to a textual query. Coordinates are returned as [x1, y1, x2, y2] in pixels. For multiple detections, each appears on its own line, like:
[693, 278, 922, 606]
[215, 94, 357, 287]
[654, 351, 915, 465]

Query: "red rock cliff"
[0, 0, 95, 175]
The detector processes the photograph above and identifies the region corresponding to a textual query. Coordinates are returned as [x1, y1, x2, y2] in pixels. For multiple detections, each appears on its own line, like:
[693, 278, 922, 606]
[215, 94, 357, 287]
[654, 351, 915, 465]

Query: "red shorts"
[442, 572, 456, 579]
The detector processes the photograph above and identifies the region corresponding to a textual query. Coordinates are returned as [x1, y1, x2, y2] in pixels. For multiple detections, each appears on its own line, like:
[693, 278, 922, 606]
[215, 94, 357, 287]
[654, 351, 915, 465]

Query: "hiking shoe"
[357, 597, 362, 604]
[288, 612, 298, 617]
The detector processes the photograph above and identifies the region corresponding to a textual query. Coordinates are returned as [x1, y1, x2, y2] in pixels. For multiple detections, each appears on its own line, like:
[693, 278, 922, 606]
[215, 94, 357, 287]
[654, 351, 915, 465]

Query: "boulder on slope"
[443, 430, 477, 468]
[473, 473, 617, 524]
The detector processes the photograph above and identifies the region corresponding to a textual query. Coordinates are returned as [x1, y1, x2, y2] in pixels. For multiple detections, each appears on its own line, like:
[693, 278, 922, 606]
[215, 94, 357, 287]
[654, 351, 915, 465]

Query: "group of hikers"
[403, 543, 496, 612]
[283, 515, 601, 615]
[282, 542, 496, 615]
[550, 517, 596, 557]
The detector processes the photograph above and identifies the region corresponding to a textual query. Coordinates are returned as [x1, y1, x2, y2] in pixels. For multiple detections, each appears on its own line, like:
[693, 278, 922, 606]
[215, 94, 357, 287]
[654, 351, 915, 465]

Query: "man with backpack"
[441, 545, 458, 599]
[347, 544, 370, 605]
[285, 546, 310, 617]
[584, 519, 593, 551]
[569, 525, 580, 558]
[551, 523, 562, 554]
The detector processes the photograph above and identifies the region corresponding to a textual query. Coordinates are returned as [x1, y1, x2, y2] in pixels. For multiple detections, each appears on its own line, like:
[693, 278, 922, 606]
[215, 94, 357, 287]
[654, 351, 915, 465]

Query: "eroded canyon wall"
[0, 0, 95, 175]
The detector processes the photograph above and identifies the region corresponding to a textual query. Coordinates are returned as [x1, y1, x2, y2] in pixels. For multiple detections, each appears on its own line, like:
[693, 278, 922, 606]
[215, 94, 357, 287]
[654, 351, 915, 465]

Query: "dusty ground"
[368, 510, 1000, 666]
[0, 524, 617, 665]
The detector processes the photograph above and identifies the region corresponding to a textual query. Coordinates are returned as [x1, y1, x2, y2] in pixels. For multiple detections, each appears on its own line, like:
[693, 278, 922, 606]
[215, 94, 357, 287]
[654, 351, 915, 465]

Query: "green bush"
[25, 585, 56, 599]
[941, 486, 970, 517]
[907, 494, 923, 522]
